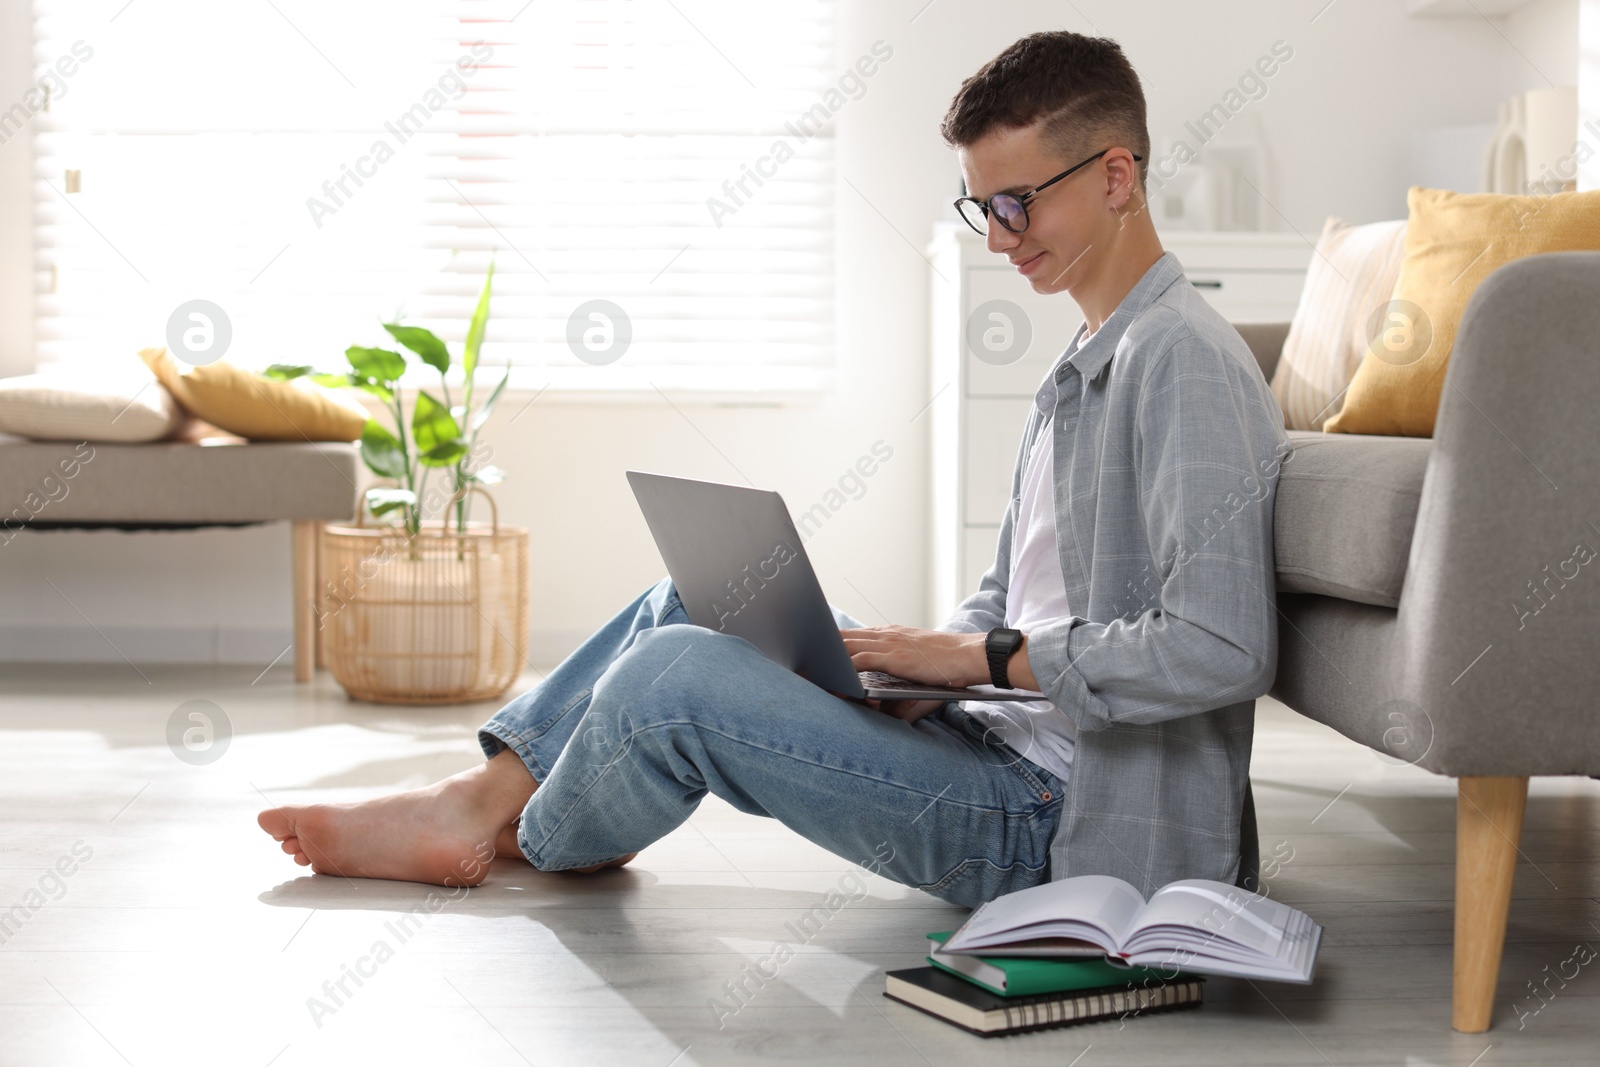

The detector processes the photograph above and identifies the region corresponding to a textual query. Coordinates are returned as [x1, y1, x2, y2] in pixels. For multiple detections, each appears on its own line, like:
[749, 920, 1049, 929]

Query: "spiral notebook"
[883, 965, 1204, 1037]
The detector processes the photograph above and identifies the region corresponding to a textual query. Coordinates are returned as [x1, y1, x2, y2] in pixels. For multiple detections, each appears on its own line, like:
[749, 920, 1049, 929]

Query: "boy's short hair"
[940, 31, 1150, 192]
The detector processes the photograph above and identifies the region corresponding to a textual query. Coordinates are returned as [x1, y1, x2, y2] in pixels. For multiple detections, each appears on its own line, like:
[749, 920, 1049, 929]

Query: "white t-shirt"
[959, 326, 1096, 783]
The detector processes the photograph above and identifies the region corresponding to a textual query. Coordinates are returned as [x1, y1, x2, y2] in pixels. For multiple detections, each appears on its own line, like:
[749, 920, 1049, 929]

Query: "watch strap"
[986, 627, 1023, 689]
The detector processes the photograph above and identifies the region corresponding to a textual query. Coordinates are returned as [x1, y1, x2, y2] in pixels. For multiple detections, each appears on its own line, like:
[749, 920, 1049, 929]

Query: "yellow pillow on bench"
[1324, 185, 1600, 437]
[139, 347, 365, 442]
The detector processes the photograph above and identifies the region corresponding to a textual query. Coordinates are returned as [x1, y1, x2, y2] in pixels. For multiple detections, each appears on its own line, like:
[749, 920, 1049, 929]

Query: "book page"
[1132, 879, 1297, 957]
[943, 875, 1147, 952]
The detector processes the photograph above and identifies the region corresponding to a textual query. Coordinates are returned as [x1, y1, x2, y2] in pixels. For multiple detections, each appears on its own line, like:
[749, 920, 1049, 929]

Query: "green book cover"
[926, 931, 1183, 998]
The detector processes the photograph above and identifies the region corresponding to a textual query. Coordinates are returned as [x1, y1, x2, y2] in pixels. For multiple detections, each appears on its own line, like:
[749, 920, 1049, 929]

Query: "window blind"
[31, 0, 837, 395]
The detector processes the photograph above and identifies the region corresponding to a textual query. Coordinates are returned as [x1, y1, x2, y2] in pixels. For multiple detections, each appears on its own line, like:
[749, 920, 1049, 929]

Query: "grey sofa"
[1233, 251, 1600, 1033]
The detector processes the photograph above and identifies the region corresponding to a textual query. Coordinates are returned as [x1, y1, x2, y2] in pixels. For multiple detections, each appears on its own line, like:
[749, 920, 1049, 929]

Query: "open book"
[940, 875, 1322, 983]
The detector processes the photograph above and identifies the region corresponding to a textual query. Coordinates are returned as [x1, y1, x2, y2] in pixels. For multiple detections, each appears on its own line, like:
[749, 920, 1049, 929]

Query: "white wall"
[1503, 0, 1580, 92]
[0, 0, 33, 380]
[0, 0, 1562, 667]
[1581, 0, 1600, 190]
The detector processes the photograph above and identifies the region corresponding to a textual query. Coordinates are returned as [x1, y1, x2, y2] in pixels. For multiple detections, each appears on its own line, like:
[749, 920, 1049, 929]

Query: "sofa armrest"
[1396, 251, 1600, 776]
[1230, 321, 1291, 382]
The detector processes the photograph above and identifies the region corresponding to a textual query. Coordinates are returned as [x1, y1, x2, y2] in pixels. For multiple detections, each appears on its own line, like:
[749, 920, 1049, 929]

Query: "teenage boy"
[259, 30, 1289, 907]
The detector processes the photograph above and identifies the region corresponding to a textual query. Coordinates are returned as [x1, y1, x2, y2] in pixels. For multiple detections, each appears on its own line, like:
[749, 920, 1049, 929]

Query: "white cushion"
[0, 368, 183, 443]
[1270, 217, 1407, 431]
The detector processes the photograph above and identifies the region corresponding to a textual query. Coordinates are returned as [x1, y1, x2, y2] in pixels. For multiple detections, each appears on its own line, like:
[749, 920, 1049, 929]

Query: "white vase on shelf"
[1484, 94, 1527, 194]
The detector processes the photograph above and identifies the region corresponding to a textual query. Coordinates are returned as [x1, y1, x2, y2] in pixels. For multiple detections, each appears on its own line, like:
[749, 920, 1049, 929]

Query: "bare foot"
[494, 819, 525, 861]
[258, 752, 534, 888]
[494, 816, 637, 874]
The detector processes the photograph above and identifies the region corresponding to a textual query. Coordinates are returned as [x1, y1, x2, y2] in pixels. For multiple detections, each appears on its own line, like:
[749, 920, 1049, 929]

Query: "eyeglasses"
[954, 148, 1143, 236]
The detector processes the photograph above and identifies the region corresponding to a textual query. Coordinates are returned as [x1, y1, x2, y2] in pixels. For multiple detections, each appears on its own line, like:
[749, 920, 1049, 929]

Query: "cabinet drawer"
[1181, 269, 1306, 321]
[964, 396, 1033, 525]
[964, 267, 1083, 397]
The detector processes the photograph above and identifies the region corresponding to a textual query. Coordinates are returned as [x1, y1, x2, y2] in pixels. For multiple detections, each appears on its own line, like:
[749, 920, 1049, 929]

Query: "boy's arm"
[1024, 333, 1289, 728]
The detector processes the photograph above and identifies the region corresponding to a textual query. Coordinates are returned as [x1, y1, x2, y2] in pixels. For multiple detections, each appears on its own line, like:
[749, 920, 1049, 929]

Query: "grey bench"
[0, 438, 359, 680]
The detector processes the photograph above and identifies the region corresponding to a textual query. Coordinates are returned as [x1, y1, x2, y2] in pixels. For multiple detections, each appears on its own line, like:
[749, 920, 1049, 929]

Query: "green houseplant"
[267, 263, 508, 537]
[267, 263, 529, 705]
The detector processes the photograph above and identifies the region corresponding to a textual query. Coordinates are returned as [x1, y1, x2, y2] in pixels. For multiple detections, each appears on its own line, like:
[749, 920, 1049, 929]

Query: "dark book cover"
[883, 965, 1203, 1038]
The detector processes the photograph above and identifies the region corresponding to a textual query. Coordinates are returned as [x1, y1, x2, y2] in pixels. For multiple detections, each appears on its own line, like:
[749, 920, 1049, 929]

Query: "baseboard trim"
[0, 624, 293, 665]
[0, 624, 595, 669]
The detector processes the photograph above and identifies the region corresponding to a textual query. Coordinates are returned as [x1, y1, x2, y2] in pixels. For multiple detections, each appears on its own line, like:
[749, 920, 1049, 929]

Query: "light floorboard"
[1, 664, 1596, 1065]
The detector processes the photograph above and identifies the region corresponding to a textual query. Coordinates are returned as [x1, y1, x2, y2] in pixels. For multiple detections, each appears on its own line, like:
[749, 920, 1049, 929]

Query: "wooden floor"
[1, 664, 1595, 1066]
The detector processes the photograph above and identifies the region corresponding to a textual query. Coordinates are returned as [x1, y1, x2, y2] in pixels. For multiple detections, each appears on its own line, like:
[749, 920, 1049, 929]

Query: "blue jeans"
[478, 576, 1064, 909]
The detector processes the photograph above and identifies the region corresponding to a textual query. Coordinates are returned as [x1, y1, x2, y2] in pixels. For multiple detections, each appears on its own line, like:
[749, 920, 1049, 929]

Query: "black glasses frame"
[953, 148, 1144, 236]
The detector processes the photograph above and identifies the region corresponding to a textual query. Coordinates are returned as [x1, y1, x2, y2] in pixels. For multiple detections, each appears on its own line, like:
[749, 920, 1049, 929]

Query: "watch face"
[989, 628, 1022, 654]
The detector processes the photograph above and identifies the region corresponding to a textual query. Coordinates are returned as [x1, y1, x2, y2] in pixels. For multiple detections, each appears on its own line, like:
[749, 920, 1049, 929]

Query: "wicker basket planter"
[321, 497, 528, 705]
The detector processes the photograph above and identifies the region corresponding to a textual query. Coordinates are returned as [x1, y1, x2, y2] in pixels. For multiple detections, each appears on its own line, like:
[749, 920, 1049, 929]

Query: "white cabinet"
[925, 223, 1310, 625]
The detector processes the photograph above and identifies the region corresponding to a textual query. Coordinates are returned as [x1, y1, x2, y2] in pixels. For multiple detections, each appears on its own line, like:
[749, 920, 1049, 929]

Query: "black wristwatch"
[985, 627, 1025, 689]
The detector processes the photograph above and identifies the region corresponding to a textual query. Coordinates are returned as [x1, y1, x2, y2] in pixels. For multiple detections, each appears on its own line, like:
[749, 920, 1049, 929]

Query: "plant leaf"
[464, 261, 493, 384]
[311, 372, 355, 388]
[365, 487, 416, 518]
[470, 366, 511, 431]
[384, 324, 450, 375]
[411, 390, 462, 455]
[418, 440, 469, 467]
[346, 346, 407, 382]
[360, 419, 407, 480]
[351, 378, 394, 402]
[262, 363, 312, 381]
[467, 464, 505, 486]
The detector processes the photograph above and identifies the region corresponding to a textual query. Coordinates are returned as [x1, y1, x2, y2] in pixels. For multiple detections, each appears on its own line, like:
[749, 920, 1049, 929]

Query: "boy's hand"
[838, 625, 986, 688]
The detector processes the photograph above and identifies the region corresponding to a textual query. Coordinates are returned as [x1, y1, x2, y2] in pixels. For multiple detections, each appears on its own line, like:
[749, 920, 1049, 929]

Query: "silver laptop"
[625, 470, 1048, 703]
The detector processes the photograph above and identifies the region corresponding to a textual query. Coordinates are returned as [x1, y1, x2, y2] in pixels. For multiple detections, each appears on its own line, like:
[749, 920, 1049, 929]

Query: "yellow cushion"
[1324, 186, 1600, 436]
[138, 347, 366, 442]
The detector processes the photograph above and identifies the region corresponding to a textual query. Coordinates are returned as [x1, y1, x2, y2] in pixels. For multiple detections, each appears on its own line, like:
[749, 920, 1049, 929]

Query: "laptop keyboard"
[858, 671, 962, 693]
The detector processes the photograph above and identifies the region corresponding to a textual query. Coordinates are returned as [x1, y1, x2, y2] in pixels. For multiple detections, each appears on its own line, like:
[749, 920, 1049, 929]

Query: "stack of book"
[883, 873, 1322, 1038]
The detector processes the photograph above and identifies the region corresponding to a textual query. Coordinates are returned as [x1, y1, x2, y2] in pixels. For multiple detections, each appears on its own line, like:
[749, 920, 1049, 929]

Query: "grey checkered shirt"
[939, 250, 1292, 897]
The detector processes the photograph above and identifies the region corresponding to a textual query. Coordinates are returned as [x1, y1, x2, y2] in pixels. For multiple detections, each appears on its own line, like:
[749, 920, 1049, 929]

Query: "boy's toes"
[258, 808, 294, 840]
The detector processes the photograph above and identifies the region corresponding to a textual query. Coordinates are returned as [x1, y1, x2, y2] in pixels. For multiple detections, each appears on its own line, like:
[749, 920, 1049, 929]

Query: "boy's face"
[957, 122, 1126, 296]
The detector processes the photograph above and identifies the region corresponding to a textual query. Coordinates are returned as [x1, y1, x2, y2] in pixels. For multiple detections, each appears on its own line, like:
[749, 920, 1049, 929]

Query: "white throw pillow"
[0, 367, 183, 442]
[1270, 216, 1408, 431]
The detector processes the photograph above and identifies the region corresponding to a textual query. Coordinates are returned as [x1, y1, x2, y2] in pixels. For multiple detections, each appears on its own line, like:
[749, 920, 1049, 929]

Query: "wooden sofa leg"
[1453, 775, 1529, 1032]
[291, 521, 318, 682]
[314, 522, 327, 670]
